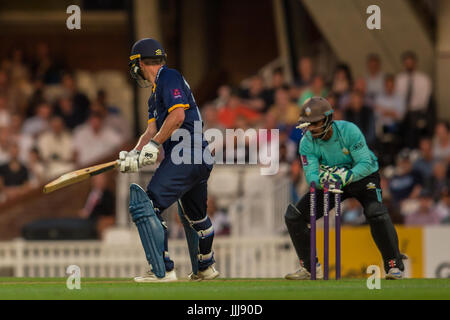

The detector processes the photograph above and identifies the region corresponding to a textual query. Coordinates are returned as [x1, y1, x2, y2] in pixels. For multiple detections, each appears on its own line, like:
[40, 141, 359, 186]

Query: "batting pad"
[129, 183, 166, 278]
[177, 200, 199, 275]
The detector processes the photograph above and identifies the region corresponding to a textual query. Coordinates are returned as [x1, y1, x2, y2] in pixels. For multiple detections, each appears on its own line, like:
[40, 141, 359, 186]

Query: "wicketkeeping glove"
[139, 140, 160, 167]
[328, 167, 354, 188]
[119, 149, 140, 173]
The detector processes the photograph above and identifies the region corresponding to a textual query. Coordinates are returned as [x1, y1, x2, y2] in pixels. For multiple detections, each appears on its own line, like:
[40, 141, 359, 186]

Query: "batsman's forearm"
[134, 131, 154, 151]
[134, 122, 157, 151]
[152, 109, 185, 145]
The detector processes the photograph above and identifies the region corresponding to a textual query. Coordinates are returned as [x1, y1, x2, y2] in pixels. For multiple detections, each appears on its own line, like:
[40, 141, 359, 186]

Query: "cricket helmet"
[297, 96, 334, 139]
[129, 38, 167, 88]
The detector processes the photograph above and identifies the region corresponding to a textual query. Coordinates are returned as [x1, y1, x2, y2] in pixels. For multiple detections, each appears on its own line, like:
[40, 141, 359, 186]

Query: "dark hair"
[275, 85, 290, 94]
[384, 73, 395, 82]
[90, 111, 104, 119]
[401, 51, 417, 62]
[367, 53, 380, 62]
[437, 120, 450, 131]
[273, 67, 284, 75]
[334, 63, 353, 87]
[351, 89, 364, 97]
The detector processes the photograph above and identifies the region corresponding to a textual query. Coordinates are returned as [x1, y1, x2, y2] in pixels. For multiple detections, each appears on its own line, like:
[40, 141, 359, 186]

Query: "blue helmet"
[129, 38, 167, 88]
[130, 38, 167, 61]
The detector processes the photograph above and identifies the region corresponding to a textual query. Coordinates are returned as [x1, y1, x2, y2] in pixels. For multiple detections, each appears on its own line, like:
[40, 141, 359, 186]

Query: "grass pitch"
[0, 278, 449, 300]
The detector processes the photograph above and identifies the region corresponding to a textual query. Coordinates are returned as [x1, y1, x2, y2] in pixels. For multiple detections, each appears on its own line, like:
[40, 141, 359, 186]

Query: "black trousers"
[295, 171, 382, 220]
[291, 171, 403, 272]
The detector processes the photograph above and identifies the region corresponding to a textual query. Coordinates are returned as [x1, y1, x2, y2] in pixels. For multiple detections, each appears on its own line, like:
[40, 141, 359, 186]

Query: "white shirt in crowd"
[38, 130, 76, 179]
[375, 93, 406, 126]
[0, 110, 10, 128]
[73, 124, 122, 166]
[366, 72, 385, 99]
[395, 71, 432, 112]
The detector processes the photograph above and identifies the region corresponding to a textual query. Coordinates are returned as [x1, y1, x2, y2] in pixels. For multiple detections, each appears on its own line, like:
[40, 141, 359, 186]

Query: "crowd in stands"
[0, 43, 448, 229]
[0, 43, 130, 203]
[200, 51, 449, 226]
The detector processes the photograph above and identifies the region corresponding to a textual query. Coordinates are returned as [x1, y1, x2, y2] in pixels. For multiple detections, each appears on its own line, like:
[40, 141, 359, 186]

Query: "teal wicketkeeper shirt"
[299, 120, 379, 187]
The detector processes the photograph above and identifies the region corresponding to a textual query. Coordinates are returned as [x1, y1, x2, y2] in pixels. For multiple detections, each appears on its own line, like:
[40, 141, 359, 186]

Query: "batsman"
[285, 97, 404, 280]
[119, 38, 219, 282]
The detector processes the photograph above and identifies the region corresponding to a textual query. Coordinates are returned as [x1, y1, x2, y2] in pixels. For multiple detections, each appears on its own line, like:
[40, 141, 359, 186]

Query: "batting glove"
[139, 140, 160, 167]
[119, 149, 140, 173]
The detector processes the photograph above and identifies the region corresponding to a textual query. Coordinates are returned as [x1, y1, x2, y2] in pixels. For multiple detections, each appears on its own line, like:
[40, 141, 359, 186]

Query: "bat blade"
[43, 160, 119, 194]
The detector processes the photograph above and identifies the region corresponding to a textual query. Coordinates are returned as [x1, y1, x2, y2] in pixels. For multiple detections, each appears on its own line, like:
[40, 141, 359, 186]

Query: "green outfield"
[0, 278, 449, 300]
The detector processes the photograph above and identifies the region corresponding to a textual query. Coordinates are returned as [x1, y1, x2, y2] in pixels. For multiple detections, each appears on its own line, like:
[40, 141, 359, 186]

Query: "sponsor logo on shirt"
[301, 155, 308, 166]
[351, 141, 364, 152]
[366, 182, 376, 190]
[172, 89, 182, 99]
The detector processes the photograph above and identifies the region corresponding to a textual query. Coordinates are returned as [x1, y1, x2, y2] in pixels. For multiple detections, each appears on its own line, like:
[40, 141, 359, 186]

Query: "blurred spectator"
[344, 90, 376, 147]
[326, 92, 338, 109]
[0, 143, 30, 200]
[27, 148, 45, 186]
[239, 75, 272, 113]
[425, 161, 449, 202]
[73, 112, 122, 166]
[353, 77, 373, 108]
[60, 72, 90, 123]
[212, 85, 231, 109]
[208, 196, 230, 236]
[9, 114, 34, 164]
[413, 137, 435, 184]
[404, 190, 443, 226]
[331, 64, 353, 109]
[90, 100, 131, 143]
[6, 49, 33, 113]
[78, 174, 115, 239]
[294, 56, 314, 88]
[54, 96, 85, 130]
[298, 74, 328, 106]
[96, 89, 117, 113]
[25, 79, 46, 118]
[342, 199, 365, 225]
[365, 53, 384, 102]
[326, 92, 344, 120]
[374, 74, 406, 139]
[37, 116, 75, 179]
[266, 67, 287, 106]
[0, 69, 11, 100]
[271, 67, 286, 90]
[0, 127, 10, 164]
[395, 51, 432, 148]
[6, 49, 30, 87]
[436, 190, 450, 223]
[31, 42, 62, 84]
[22, 101, 52, 137]
[218, 91, 261, 129]
[202, 103, 224, 132]
[432, 121, 450, 162]
[0, 94, 11, 127]
[268, 86, 300, 127]
[389, 150, 423, 206]
[95, 90, 131, 142]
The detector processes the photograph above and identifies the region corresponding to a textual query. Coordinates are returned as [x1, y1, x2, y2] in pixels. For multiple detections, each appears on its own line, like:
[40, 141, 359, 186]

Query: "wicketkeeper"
[284, 97, 405, 280]
[119, 38, 219, 282]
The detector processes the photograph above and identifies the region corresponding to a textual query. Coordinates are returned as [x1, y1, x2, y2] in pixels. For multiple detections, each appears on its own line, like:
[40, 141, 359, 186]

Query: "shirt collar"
[152, 65, 166, 94]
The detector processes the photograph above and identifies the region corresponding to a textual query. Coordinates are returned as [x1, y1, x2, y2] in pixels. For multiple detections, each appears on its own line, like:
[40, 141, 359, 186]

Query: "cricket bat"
[43, 160, 119, 194]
